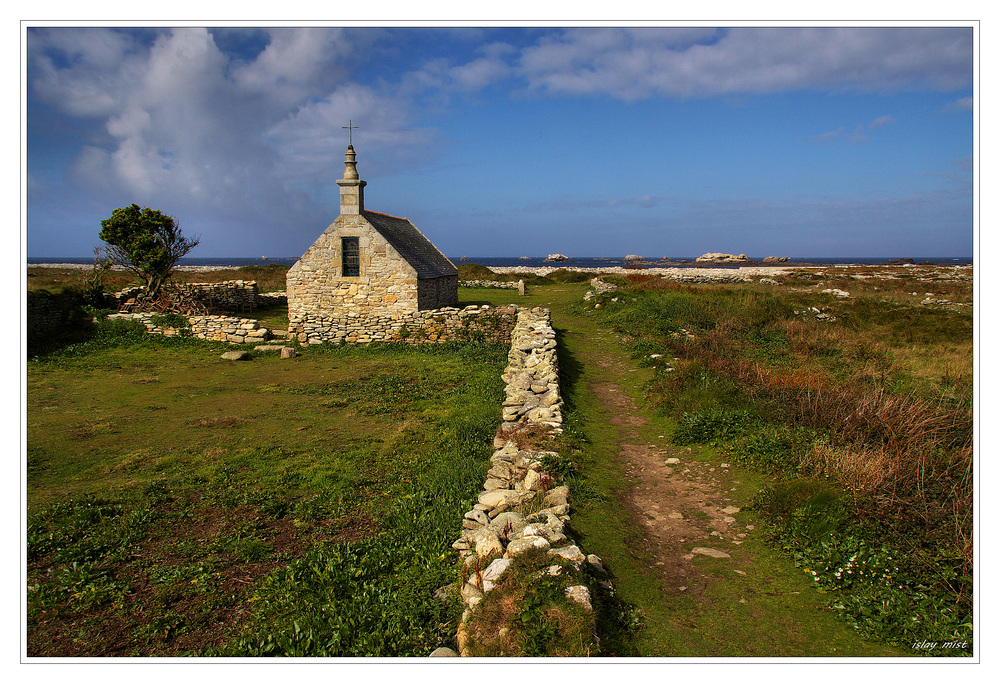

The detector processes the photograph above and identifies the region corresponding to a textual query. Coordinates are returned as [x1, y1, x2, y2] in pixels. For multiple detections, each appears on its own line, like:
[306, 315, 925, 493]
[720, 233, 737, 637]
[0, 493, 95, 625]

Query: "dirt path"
[536, 286, 904, 656]
[589, 353, 751, 599]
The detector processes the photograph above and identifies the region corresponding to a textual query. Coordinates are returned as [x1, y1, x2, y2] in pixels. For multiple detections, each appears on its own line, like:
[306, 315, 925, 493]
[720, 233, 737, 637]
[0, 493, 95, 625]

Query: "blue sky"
[24, 25, 975, 259]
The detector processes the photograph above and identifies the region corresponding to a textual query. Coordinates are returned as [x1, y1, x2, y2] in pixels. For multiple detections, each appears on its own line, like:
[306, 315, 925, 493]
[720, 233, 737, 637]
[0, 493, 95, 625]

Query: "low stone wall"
[289, 305, 518, 345]
[257, 291, 287, 306]
[460, 279, 524, 291]
[499, 309, 563, 432]
[107, 312, 271, 344]
[446, 308, 609, 657]
[26, 289, 89, 352]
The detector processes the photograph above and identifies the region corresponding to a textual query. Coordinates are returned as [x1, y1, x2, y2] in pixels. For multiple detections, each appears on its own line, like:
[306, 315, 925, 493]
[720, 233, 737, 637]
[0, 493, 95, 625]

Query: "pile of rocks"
[583, 278, 619, 301]
[794, 306, 837, 322]
[499, 308, 563, 432]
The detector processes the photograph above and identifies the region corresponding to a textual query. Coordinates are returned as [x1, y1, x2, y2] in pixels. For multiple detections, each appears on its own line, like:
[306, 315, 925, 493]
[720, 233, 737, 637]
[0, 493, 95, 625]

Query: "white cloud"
[811, 126, 844, 142]
[28, 28, 404, 223]
[28, 28, 141, 117]
[868, 115, 895, 131]
[518, 27, 972, 100]
[264, 83, 433, 182]
[230, 28, 365, 108]
[810, 115, 894, 145]
[942, 96, 974, 112]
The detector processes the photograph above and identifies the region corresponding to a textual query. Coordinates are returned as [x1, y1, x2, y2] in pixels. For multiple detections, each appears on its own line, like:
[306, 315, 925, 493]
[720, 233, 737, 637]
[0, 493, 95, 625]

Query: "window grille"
[341, 237, 360, 277]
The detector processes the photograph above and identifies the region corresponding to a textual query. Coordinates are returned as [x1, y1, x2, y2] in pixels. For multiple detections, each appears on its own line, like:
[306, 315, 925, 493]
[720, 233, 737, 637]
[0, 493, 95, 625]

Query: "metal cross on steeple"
[342, 120, 359, 145]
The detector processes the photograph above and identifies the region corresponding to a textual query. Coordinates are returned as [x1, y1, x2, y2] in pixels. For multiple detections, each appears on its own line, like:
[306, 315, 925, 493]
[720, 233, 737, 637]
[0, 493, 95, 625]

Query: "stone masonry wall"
[26, 289, 89, 352]
[418, 275, 460, 309]
[108, 312, 271, 344]
[460, 279, 521, 290]
[286, 215, 423, 322]
[290, 304, 517, 345]
[443, 308, 611, 657]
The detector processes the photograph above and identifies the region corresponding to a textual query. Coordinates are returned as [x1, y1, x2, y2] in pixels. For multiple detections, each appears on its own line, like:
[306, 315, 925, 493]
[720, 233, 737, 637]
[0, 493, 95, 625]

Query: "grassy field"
[27, 263, 291, 294]
[26, 319, 507, 656]
[25, 263, 974, 657]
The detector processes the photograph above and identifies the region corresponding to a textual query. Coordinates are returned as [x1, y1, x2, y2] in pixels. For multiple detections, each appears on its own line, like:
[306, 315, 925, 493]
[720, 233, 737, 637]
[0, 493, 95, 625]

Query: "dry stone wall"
[26, 290, 90, 352]
[460, 279, 523, 290]
[291, 304, 517, 345]
[107, 312, 271, 344]
[444, 308, 610, 657]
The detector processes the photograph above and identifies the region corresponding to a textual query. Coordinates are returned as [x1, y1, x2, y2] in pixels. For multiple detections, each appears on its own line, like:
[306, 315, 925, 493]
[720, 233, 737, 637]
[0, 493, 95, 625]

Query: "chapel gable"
[286, 143, 458, 342]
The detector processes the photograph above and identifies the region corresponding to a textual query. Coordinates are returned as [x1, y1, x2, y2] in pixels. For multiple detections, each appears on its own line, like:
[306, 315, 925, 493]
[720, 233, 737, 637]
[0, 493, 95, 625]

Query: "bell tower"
[336, 144, 366, 215]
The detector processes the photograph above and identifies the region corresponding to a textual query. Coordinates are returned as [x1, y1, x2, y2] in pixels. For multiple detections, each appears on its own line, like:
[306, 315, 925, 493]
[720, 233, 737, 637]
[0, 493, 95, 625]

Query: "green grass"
[26, 319, 507, 656]
[26, 266, 972, 658]
[572, 274, 972, 654]
[536, 292, 906, 656]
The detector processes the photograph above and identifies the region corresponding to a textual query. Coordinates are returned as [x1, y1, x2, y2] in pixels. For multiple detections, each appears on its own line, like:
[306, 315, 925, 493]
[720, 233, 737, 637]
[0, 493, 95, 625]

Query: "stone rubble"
[820, 288, 851, 298]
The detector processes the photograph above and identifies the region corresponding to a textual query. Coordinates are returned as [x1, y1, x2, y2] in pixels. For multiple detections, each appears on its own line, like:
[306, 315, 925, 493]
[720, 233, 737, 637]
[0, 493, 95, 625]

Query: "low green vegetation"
[27, 262, 290, 296]
[25, 263, 973, 658]
[579, 272, 973, 653]
[27, 318, 507, 656]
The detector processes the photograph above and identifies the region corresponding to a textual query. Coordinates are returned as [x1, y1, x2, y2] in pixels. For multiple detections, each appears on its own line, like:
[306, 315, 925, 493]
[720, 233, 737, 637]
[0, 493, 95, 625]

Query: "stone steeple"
[336, 144, 366, 215]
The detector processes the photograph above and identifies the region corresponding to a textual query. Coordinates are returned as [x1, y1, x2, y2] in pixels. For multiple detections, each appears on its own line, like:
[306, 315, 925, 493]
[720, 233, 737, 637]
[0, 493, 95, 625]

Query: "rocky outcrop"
[762, 256, 789, 263]
[543, 254, 570, 262]
[696, 253, 750, 264]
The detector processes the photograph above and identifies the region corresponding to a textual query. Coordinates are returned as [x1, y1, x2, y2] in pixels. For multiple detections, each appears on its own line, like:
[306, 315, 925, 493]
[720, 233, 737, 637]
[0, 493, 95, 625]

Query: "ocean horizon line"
[28, 255, 974, 269]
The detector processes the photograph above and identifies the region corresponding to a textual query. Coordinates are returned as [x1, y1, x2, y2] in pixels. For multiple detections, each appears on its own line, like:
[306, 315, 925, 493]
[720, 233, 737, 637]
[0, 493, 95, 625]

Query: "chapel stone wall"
[286, 215, 421, 330]
[418, 275, 460, 309]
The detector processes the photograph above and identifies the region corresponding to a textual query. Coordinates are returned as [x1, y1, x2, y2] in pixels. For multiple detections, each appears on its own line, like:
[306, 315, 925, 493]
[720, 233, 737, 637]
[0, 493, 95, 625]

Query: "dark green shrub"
[672, 408, 757, 445]
[149, 313, 190, 329]
[753, 479, 847, 542]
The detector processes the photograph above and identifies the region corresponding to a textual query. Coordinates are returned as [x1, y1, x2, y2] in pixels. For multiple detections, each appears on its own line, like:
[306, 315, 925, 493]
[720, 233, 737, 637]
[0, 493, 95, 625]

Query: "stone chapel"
[286, 144, 459, 342]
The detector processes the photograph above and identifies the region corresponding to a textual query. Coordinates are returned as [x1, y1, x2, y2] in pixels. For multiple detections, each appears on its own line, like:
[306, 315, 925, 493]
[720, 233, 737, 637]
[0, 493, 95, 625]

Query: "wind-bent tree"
[99, 204, 199, 297]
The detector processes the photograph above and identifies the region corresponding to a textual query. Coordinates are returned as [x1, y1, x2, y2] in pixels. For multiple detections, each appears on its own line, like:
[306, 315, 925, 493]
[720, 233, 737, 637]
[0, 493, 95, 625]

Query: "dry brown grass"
[27, 264, 290, 295]
[495, 422, 556, 449]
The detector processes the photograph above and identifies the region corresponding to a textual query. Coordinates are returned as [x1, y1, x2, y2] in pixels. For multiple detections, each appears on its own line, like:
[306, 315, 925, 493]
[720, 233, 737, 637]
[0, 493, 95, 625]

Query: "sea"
[27, 256, 974, 269]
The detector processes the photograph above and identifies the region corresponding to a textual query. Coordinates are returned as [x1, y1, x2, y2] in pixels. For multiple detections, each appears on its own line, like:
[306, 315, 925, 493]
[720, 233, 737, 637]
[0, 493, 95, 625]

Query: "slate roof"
[361, 210, 458, 279]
